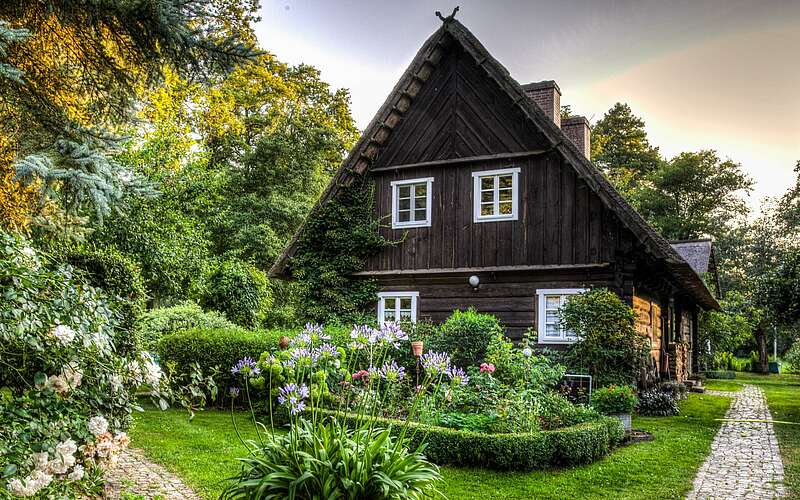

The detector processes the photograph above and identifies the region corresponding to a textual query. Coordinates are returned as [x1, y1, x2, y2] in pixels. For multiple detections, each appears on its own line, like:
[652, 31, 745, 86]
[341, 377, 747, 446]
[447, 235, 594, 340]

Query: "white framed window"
[536, 288, 586, 344]
[377, 292, 419, 323]
[391, 177, 433, 229]
[472, 167, 520, 222]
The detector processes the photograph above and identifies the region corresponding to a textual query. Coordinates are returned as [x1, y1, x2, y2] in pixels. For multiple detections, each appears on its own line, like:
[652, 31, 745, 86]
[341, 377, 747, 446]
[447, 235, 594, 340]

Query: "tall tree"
[633, 150, 753, 241]
[591, 102, 661, 192]
[0, 0, 257, 233]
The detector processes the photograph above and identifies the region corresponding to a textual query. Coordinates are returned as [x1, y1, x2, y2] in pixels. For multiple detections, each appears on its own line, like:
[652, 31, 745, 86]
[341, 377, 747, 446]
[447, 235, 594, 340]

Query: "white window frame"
[536, 288, 587, 344]
[391, 177, 433, 229]
[377, 291, 419, 324]
[472, 167, 520, 223]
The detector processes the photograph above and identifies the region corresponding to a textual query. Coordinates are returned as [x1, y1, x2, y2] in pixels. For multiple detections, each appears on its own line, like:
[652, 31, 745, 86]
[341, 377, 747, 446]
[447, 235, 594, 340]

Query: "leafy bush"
[136, 301, 241, 350]
[157, 328, 283, 393]
[591, 385, 637, 415]
[658, 381, 688, 401]
[636, 389, 679, 416]
[0, 231, 162, 497]
[784, 340, 800, 373]
[428, 309, 503, 367]
[329, 410, 624, 471]
[485, 331, 565, 391]
[195, 259, 271, 328]
[703, 370, 736, 379]
[537, 392, 600, 430]
[559, 288, 649, 387]
[62, 245, 148, 356]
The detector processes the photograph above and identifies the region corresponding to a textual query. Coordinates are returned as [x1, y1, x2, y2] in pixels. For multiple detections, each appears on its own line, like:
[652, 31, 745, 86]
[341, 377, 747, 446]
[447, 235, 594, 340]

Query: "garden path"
[105, 448, 201, 499]
[687, 384, 786, 499]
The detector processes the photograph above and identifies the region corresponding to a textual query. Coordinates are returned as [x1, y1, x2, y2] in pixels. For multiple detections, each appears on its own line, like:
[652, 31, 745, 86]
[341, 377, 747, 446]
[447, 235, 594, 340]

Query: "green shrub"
[157, 327, 285, 392]
[136, 302, 241, 350]
[537, 392, 600, 430]
[591, 385, 637, 415]
[784, 340, 800, 373]
[703, 370, 736, 379]
[658, 381, 688, 401]
[559, 288, 649, 387]
[485, 331, 565, 391]
[325, 411, 623, 471]
[61, 245, 148, 356]
[195, 259, 272, 328]
[428, 309, 502, 367]
[636, 389, 679, 416]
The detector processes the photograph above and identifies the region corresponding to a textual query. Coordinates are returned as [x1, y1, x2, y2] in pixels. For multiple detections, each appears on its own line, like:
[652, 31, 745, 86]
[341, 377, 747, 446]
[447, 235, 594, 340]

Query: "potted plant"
[591, 385, 637, 431]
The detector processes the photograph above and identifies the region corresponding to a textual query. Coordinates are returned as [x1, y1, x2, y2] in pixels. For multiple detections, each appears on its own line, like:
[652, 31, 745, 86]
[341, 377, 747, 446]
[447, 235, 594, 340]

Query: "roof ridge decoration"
[269, 18, 720, 310]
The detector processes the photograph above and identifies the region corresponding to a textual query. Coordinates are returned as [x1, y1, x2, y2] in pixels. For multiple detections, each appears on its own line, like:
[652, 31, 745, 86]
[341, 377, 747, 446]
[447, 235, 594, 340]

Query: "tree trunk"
[754, 322, 770, 374]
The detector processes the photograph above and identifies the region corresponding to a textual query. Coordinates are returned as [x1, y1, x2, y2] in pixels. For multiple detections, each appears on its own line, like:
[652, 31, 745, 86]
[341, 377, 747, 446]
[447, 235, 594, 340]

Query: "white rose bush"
[0, 231, 167, 497]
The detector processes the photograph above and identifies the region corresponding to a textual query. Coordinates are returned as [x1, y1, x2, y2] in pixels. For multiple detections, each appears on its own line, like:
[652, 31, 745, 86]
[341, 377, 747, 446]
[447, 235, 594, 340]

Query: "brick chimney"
[522, 80, 561, 128]
[562, 116, 591, 159]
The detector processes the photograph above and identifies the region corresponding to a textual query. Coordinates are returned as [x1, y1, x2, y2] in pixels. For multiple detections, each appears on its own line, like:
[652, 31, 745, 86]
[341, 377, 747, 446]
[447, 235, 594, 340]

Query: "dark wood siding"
[365, 153, 632, 272]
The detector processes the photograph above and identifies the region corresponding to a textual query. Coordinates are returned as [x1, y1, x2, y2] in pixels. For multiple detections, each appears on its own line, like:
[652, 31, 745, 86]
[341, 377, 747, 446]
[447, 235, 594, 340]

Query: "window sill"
[473, 215, 518, 223]
[391, 221, 431, 229]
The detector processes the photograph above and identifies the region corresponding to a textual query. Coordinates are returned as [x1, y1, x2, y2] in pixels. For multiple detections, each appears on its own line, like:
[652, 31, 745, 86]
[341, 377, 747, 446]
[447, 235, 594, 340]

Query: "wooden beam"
[353, 263, 610, 276]
[370, 149, 549, 173]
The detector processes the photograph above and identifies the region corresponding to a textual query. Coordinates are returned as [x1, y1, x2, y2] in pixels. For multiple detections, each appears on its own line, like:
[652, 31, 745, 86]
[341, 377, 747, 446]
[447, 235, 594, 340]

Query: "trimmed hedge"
[136, 302, 241, 350]
[157, 327, 288, 390]
[318, 410, 624, 471]
[703, 370, 737, 379]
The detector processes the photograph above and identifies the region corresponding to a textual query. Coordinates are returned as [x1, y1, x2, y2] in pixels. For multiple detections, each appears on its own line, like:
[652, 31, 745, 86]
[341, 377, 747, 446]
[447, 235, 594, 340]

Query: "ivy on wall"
[291, 173, 391, 323]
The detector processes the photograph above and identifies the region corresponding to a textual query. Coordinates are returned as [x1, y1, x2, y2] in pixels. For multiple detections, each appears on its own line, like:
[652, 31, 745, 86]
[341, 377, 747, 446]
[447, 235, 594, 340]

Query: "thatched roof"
[269, 17, 720, 311]
[671, 239, 720, 297]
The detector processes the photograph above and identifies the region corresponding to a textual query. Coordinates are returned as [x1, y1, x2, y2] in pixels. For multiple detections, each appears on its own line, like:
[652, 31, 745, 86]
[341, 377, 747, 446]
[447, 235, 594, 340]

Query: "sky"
[253, 0, 800, 210]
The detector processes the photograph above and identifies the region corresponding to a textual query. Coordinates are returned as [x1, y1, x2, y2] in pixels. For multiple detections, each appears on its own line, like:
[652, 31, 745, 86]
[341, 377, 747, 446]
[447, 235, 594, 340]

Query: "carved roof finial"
[435, 6, 460, 24]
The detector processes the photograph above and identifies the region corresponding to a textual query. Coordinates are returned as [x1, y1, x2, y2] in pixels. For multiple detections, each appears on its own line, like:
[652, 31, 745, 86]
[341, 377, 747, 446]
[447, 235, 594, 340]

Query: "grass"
[705, 373, 800, 498]
[129, 407, 261, 499]
[130, 394, 729, 500]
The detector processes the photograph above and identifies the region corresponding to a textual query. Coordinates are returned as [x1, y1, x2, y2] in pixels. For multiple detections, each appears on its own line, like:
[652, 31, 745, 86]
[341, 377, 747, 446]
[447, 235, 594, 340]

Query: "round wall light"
[468, 275, 480, 288]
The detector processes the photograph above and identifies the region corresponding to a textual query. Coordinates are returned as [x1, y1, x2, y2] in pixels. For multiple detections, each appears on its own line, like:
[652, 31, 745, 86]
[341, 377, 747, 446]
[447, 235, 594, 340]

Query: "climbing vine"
[291, 173, 391, 323]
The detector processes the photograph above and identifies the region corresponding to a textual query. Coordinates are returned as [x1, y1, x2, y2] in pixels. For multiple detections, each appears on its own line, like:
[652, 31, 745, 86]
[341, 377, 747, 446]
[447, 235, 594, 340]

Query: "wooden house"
[271, 17, 721, 381]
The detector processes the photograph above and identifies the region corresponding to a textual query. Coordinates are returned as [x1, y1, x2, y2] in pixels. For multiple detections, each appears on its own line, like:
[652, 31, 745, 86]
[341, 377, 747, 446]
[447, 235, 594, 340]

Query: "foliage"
[591, 385, 637, 415]
[633, 150, 753, 241]
[763, 246, 800, 327]
[485, 331, 565, 391]
[136, 302, 240, 351]
[0, 230, 163, 496]
[636, 390, 679, 417]
[61, 245, 148, 356]
[703, 370, 737, 379]
[559, 288, 649, 387]
[194, 259, 271, 328]
[222, 419, 441, 500]
[157, 328, 280, 395]
[591, 102, 661, 191]
[785, 340, 800, 373]
[291, 175, 391, 322]
[429, 308, 503, 367]
[658, 381, 688, 401]
[700, 292, 762, 367]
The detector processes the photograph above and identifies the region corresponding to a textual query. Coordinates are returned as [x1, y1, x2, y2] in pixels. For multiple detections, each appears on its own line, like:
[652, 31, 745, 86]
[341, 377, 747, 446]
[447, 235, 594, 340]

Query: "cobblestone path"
[105, 448, 201, 499]
[687, 384, 786, 499]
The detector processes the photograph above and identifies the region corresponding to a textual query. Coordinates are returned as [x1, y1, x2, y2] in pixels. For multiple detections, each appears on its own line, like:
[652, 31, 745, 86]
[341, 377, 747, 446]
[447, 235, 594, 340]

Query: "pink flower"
[480, 363, 496, 374]
[352, 370, 370, 381]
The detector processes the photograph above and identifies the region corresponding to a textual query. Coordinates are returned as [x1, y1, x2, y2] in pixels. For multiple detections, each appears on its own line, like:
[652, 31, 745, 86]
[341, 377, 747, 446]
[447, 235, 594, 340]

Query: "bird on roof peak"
[435, 6, 460, 24]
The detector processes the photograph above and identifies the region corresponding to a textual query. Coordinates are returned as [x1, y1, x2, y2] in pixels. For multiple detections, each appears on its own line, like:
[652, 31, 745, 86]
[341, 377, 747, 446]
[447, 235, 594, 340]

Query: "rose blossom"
[67, 464, 84, 481]
[51, 324, 76, 345]
[87, 415, 109, 437]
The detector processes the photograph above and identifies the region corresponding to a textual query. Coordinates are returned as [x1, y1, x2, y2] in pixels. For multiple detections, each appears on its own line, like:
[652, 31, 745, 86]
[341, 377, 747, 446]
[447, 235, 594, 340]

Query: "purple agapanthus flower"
[229, 386, 240, 398]
[349, 324, 378, 350]
[379, 360, 406, 382]
[378, 322, 409, 348]
[314, 343, 340, 359]
[231, 357, 260, 377]
[420, 351, 451, 376]
[277, 383, 310, 415]
[284, 347, 315, 369]
[447, 366, 470, 386]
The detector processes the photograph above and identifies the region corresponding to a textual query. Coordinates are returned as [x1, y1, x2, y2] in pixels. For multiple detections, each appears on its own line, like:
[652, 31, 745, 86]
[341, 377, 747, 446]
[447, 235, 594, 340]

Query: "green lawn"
[130, 394, 729, 499]
[705, 373, 800, 498]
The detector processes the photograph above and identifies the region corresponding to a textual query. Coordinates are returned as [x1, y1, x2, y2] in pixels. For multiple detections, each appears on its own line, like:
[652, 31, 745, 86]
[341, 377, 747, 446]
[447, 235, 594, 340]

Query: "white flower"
[51, 325, 76, 345]
[522, 347, 533, 357]
[109, 374, 124, 392]
[6, 470, 52, 497]
[61, 362, 83, 389]
[140, 353, 163, 387]
[87, 415, 109, 437]
[67, 464, 84, 481]
[46, 375, 70, 395]
[31, 452, 49, 472]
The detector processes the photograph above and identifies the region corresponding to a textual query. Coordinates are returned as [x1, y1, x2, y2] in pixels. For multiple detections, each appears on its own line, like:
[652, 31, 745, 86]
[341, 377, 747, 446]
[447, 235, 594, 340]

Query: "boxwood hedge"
[321, 410, 624, 471]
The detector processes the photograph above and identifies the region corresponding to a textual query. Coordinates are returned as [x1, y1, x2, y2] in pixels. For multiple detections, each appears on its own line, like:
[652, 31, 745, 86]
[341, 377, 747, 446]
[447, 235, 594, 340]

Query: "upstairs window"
[391, 177, 433, 229]
[377, 292, 418, 323]
[472, 167, 520, 222]
[536, 288, 586, 344]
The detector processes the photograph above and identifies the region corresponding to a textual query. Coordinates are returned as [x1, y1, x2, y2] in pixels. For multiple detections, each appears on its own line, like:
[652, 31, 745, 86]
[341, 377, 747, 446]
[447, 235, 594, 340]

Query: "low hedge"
[703, 370, 736, 379]
[157, 327, 288, 390]
[317, 410, 624, 471]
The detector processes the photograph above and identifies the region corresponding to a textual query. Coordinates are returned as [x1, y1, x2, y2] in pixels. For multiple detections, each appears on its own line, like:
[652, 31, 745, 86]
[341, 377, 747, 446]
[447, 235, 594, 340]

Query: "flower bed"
[318, 409, 624, 471]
